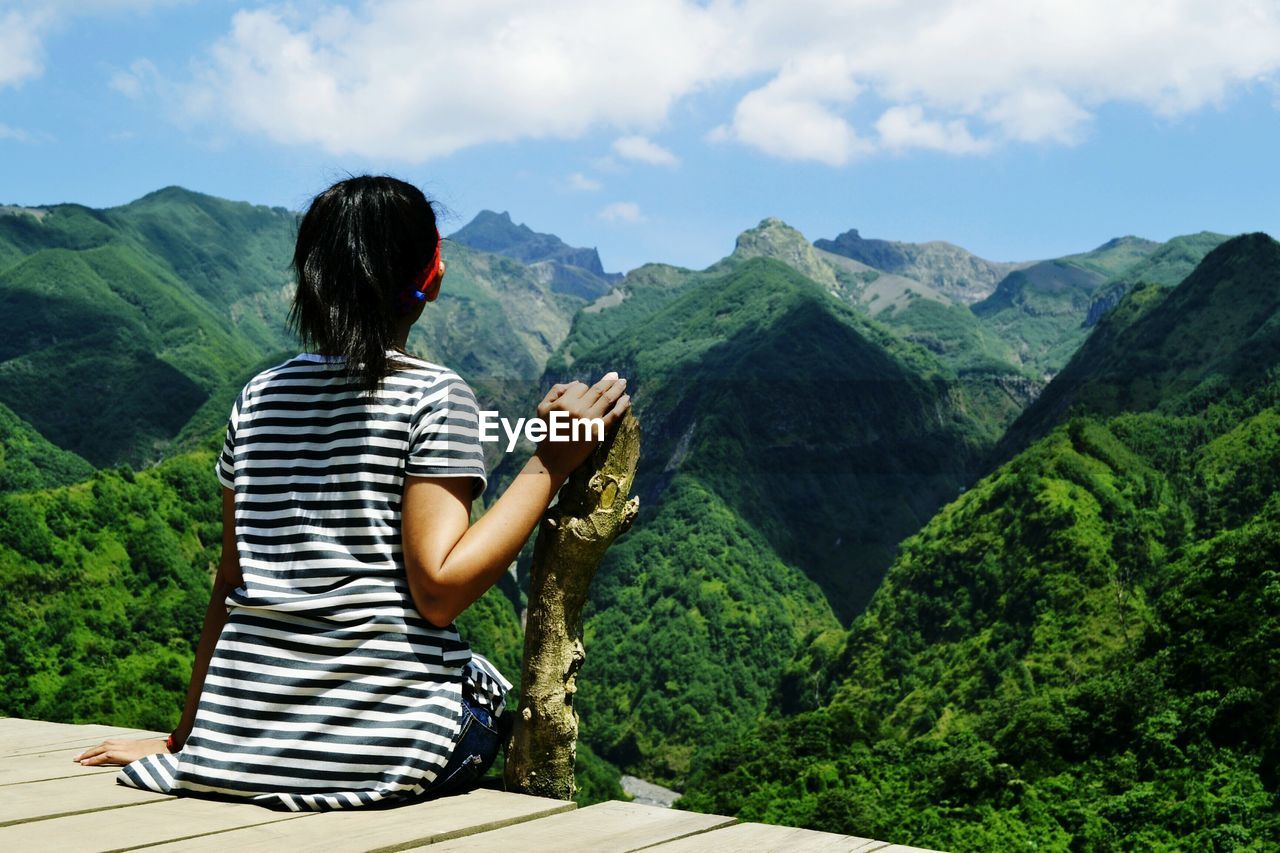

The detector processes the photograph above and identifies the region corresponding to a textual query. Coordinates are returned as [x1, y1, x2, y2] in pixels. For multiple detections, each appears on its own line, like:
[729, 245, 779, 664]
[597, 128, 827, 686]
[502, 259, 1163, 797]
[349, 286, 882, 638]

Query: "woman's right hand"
[533, 372, 630, 478]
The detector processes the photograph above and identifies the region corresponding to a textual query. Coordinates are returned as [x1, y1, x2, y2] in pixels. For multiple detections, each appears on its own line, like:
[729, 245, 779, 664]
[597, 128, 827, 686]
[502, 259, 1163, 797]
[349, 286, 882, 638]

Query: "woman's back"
[118, 352, 509, 811]
[90, 174, 624, 811]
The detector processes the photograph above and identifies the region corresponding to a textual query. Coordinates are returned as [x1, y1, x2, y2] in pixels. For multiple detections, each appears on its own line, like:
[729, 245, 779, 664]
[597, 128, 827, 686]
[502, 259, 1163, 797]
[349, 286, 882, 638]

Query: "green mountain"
[0, 189, 590, 466]
[678, 237, 1280, 849]
[993, 233, 1280, 466]
[724, 218, 1030, 379]
[4, 187, 1271, 837]
[450, 209, 619, 299]
[968, 236, 1163, 375]
[815, 227, 1028, 305]
[0, 401, 93, 494]
[966, 233, 1229, 379]
[546, 250, 1035, 783]
[1083, 232, 1230, 327]
[728, 218, 953, 314]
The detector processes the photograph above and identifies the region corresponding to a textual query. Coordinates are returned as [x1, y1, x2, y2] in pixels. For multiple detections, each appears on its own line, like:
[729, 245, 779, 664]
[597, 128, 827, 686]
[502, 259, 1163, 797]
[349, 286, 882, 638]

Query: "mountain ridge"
[815, 226, 1029, 305]
[990, 232, 1280, 467]
[450, 209, 620, 299]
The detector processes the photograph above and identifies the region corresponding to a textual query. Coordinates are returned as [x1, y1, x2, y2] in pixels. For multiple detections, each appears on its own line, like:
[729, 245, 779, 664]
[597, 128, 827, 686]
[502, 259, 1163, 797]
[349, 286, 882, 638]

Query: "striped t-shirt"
[117, 352, 512, 811]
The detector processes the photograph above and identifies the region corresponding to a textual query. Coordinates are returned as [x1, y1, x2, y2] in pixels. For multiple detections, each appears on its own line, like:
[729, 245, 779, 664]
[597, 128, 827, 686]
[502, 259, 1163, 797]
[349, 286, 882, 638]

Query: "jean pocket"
[464, 702, 501, 737]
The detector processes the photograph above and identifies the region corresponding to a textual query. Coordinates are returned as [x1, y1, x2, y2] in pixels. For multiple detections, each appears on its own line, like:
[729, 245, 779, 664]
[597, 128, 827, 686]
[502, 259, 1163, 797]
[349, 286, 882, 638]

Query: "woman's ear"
[424, 259, 445, 302]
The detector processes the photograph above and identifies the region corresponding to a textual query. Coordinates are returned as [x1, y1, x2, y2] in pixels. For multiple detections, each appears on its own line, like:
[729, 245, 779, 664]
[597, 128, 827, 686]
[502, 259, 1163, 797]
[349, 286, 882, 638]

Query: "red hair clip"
[405, 236, 444, 303]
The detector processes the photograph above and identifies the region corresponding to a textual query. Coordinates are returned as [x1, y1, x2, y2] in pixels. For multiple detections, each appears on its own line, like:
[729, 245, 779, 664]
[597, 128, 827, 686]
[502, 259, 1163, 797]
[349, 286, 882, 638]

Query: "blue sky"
[1, 1, 1278, 273]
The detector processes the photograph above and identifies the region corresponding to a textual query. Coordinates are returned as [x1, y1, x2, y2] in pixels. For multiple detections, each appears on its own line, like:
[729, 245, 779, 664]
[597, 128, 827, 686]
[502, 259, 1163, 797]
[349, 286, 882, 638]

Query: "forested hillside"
[543, 250, 1037, 783]
[679, 235, 1280, 849]
[0, 190, 588, 466]
[0, 402, 93, 493]
[994, 234, 1279, 466]
[0, 188, 1271, 842]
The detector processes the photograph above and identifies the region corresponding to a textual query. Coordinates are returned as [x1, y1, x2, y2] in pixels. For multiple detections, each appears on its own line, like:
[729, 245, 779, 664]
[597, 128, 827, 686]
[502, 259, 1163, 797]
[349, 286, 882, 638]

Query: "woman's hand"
[73, 736, 170, 766]
[533, 371, 630, 478]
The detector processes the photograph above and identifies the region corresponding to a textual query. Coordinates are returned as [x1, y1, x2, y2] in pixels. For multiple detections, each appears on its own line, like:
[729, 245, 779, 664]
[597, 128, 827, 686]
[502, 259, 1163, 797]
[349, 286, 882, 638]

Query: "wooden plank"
[647, 821, 893, 852]
[0, 749, 120, 786]
[416, 800, 738, 852]
[0, 773, 168, 826]
[2, 730, 167, 760]
[0, 720, 161, 754]
[0, 795, 313, 851]
[141, 787, 577, 853]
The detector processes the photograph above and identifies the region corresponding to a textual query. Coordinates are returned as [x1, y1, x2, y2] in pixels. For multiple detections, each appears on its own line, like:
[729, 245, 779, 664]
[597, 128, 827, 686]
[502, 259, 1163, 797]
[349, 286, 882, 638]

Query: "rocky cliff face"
[450, 209, 620, 298]
[815, 227, 1028, 304]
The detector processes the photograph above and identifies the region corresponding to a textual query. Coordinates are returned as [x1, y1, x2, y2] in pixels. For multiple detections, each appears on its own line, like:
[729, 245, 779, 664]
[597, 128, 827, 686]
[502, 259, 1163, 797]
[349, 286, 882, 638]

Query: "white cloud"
[0, 2, 182, 89]
[0, 8, 52, 88]
[731, 0, 1280, 154]
[0, 123, 35, 142]
[715, 53, 872, 165]
[168, 0, 1280, 165]
[875, 105, 991, 154]
[186, 1, 739, 160]
[612, 135, 679, 166]
[567, 172, 602, 191]
[983, 88, 1093, 145]
[598, 201, 644, 224]
[109, 58, 160, 99]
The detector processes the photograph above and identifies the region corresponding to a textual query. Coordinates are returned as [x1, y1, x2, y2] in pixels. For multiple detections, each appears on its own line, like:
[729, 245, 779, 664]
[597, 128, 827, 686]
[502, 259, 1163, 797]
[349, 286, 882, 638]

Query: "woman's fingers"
[73, 740, 114, 762]
[73, 736, 167, 766]
[589, 377, 627, 417]
[584, 372, 619, 404]
[602, 393, 631, 428]
[536, 384, 564, 418]
[540, 374, 627, 421]
[74, 741, 118, 765]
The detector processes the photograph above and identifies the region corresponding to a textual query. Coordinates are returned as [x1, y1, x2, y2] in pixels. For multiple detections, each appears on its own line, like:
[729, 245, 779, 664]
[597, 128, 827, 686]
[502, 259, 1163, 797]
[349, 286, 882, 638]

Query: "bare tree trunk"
[503, 412, 641, 799]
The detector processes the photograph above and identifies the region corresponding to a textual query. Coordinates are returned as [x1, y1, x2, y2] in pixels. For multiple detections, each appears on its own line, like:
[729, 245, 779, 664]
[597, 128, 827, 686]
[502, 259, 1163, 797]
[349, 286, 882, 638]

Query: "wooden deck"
[0, 718, 938, 852]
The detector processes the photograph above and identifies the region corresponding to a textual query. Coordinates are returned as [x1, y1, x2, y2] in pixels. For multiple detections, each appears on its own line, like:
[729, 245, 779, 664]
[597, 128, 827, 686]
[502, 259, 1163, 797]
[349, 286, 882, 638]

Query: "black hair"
[289, 175, 440, 393]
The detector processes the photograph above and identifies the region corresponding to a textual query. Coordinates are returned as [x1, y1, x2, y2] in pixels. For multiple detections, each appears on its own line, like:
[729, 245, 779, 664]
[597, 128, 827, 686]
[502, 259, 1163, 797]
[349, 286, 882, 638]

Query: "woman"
[73, 175, 630, 811]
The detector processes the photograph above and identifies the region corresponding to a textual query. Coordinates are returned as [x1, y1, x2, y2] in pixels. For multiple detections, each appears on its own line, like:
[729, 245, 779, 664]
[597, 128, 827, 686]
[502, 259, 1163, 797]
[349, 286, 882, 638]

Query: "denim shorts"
[420, 695, 506, 798]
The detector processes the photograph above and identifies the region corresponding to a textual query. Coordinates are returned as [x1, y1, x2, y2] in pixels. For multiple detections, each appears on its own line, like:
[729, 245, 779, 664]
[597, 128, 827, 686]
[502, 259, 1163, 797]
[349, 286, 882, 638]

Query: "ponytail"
[288, 175, 440, 393]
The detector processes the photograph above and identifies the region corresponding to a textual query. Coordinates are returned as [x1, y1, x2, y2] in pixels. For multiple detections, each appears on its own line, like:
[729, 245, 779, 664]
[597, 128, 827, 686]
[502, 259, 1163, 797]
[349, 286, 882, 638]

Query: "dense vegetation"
[0, 189, 588, 466]
[0, 455, 220, 729]
[995, 234, 1279, 467]
[0, 401, 93, 493]
[0, 191, 1272, 843]
[549, 252, 1041, 784]
[968, 235, 1202, 376]
[681, 403, 1280, 849]
[679, 236, 1280, 849]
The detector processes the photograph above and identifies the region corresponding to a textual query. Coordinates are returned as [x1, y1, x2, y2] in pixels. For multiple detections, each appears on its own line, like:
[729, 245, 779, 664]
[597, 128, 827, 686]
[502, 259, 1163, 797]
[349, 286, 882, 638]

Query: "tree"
[504, 412, 641, 799]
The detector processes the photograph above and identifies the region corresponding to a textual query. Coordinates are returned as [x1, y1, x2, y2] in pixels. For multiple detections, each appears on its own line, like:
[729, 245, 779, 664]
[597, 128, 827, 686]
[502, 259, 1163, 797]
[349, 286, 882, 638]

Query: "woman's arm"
[402, 373, 629, 627]
[75, 487, 241, 765]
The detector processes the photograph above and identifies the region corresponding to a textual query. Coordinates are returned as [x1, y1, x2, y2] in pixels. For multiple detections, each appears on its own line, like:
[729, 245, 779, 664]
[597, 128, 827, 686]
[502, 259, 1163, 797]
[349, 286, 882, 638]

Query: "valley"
[0, 189, 1273, 847]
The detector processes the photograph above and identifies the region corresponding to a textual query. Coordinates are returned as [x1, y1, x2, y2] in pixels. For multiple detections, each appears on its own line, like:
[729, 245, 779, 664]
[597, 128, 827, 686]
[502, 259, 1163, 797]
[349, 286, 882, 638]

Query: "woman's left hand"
[73, 736, 169, 766]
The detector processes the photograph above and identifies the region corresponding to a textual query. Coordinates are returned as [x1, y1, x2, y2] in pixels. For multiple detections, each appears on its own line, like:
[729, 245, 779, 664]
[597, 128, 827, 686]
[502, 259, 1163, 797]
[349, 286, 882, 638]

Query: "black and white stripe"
[118, 352, 511, 811]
